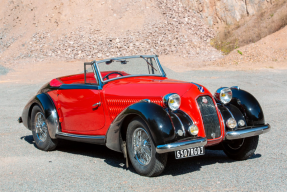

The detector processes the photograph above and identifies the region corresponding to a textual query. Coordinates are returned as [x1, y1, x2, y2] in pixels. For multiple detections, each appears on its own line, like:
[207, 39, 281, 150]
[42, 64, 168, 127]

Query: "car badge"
[191, 82, 204, 93]
[202, 97, 208, 104]
[199, 86, 204, 93]
[211, 133, 215, 139]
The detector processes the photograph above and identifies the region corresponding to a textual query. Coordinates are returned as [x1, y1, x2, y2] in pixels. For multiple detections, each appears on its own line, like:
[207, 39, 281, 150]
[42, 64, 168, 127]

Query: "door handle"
[92, 102, 101, 109]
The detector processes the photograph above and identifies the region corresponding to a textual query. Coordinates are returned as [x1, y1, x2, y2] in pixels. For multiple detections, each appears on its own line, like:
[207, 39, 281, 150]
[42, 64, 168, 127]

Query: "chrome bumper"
[225, 124, 271, 140]
[156, 137, 207, 154]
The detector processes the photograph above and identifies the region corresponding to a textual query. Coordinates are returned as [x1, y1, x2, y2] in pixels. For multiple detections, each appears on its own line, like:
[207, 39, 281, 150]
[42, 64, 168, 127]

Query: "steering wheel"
[103, 72, 124, 80]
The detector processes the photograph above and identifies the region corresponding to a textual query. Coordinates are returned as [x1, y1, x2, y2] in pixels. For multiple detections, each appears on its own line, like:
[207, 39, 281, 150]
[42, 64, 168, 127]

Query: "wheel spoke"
[35, 112, 48, 142]
[132, 127, 152, 166]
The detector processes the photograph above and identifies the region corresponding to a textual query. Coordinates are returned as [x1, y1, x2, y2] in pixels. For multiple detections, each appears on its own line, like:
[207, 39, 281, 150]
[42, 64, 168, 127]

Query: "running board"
[56, 132, 105, 145]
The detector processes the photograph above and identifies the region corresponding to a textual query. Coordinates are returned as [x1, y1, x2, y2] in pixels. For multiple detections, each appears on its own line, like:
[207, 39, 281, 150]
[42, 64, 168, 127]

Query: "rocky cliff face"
[182, 0, 273, 26]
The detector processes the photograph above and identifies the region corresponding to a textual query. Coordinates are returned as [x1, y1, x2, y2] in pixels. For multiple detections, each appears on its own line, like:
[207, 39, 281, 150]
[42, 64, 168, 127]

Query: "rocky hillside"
[0, 0, 286, 68]
[0, 0, 222, 66]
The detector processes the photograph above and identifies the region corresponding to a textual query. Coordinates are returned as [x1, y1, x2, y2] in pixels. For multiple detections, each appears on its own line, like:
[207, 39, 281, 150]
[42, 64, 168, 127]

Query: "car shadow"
[162, 150, 261, 176]
[20, 135, 35, 144]
[20, 135, 262, 176]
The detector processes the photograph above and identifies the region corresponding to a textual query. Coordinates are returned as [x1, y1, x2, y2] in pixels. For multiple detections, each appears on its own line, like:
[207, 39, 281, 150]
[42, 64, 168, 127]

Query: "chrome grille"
[197, 96, 221, 139]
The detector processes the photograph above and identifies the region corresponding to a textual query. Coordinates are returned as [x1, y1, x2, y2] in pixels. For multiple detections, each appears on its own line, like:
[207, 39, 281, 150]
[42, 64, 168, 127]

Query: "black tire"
[31, 105, 58, 151]
[126, 117, 167, 177]
[222, 135, 259, 160]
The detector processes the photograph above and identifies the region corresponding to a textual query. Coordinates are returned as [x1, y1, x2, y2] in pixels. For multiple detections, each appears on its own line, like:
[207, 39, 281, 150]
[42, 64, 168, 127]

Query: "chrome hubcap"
[35, 112, 48, 142]
[132, 128, 152, 166]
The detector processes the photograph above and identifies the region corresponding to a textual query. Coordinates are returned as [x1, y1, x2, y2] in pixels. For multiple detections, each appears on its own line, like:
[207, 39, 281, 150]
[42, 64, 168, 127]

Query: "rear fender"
[105, 100, 175, 152]
[22, 93, 59, 139]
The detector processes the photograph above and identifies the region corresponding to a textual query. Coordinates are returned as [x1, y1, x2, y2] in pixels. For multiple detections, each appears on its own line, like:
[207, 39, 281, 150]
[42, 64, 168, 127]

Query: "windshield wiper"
[140, 56, 158, 72]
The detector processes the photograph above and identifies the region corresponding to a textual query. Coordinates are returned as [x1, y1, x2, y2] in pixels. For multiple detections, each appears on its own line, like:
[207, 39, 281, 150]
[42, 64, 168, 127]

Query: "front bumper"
[156, 137, 207, 154]
[225, 124, 271, 140]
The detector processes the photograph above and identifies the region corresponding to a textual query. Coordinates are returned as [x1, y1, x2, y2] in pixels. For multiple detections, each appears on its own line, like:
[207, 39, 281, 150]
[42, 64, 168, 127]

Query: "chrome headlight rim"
[214, 87, 233, 104]
[188, 124, 199, 136]
[226, 117, 237, 129]
[163, 93, 181, 111]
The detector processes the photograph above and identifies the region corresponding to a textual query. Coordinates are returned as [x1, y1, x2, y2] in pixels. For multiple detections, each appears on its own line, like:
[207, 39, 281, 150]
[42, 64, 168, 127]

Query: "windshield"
[96, 56, 163, 82]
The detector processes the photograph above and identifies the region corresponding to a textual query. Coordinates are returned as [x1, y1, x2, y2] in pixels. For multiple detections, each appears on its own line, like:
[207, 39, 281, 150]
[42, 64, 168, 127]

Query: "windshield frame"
[95, 55, 166, 84]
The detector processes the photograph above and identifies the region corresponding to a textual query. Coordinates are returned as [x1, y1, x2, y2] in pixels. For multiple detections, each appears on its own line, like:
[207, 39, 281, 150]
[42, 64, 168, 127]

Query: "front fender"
[230, 88, 265, 126]
[21, 93, 59, 139]
[105, 101, 175, 152]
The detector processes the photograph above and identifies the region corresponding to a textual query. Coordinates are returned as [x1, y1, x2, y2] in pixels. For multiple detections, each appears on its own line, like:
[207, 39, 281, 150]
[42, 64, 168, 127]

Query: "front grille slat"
[197, 96, 221, 139]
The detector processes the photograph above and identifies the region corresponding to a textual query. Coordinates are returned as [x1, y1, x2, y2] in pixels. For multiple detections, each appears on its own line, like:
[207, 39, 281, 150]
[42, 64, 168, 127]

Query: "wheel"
[126, 117, 167, 177]
[31, 105, 58, 151]
[222, 135, 259, 160]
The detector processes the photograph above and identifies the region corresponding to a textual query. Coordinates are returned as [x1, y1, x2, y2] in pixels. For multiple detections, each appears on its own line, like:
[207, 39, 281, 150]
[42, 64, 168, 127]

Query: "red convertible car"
[19, 55, 270, 176]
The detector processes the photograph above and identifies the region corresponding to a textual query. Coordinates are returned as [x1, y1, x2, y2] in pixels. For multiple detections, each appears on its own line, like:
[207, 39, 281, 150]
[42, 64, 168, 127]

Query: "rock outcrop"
[182, 0, 274, 26]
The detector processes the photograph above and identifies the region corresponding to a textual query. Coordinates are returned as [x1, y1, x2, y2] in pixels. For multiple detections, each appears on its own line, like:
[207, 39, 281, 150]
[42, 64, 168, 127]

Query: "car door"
[58, 87, 105, 134]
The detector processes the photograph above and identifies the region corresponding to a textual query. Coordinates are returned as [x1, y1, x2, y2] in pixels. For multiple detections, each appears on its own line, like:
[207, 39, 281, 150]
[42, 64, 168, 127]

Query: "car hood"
[103, 76, 211, 98]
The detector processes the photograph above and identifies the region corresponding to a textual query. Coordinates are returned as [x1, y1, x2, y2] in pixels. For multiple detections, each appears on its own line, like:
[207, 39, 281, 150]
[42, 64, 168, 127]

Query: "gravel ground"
[0, 67, 286, 191]
[0, 65, 9, 76]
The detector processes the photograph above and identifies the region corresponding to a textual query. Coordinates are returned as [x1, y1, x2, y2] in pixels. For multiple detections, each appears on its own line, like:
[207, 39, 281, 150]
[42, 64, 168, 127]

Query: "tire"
[31, 105, 58, 151]
[222, 135, 259, 160]
[126, 117, 167, 177]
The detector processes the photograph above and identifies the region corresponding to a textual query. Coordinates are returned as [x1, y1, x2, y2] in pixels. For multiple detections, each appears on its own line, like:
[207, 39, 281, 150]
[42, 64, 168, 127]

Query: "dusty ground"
[1, 63, 287, 191]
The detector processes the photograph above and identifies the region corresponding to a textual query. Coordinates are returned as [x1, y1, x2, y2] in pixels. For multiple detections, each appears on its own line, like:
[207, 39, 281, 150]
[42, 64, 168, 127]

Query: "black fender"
[22, 93, 60, 139]
[229, 88, 265, 126]
[105, 100, 176, 152]
[171, 110, 195, 140]
[217, 103, 247, 129]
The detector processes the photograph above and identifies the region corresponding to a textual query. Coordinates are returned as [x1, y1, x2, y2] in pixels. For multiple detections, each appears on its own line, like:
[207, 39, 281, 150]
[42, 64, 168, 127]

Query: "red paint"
[59, 72, 97, 84]
[48, 73, 225, 145]
[50, 78, 62, 87]
[58, 89, 105, 134]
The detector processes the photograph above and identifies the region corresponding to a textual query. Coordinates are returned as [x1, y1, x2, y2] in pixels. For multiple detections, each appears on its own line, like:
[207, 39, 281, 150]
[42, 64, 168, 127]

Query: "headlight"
[226, 118, 237, 129]
[238, 119, 245, 127]
[163, 93, 181, 111]
[214, 87, 232, 104]
[188, 124, 199, 136]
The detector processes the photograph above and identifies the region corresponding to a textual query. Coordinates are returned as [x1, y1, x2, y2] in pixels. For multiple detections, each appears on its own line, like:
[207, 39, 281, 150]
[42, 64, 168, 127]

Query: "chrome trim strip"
[225, 124, 270, 140]
[56, 132, 105, 139]
[172, 112, 186, 136]
[156, 137, 207, 153]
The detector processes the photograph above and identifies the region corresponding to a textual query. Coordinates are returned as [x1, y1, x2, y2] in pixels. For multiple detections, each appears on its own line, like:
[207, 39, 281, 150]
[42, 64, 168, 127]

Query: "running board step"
[56, 132, 105, 145]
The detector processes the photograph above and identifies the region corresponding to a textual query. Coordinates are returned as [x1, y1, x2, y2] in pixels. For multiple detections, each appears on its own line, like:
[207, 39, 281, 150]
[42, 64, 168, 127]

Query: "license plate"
[175, 146, 205, 159]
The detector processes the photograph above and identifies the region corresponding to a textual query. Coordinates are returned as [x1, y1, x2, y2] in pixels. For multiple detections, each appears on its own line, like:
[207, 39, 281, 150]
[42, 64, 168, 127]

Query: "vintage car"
[19, 55, 270, 177]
